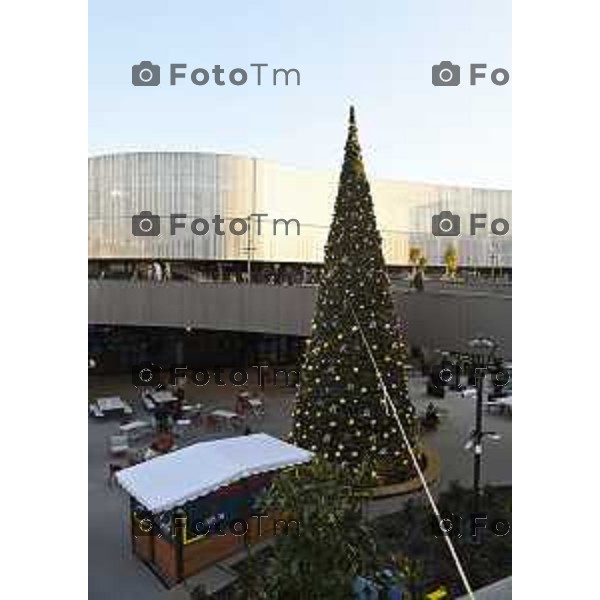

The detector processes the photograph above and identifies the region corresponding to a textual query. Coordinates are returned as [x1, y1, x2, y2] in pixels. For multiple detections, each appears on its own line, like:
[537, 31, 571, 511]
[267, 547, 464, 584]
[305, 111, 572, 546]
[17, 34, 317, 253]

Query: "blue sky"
[89, 0, 511, 188]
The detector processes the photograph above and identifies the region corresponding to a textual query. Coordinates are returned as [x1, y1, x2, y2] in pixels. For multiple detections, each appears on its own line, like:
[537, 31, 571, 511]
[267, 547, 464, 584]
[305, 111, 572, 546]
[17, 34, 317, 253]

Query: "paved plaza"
[88, 372, 512, 600]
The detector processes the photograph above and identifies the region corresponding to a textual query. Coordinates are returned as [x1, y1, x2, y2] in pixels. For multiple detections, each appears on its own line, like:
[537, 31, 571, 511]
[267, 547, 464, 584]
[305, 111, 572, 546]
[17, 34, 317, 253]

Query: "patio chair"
[484, 395, 506, 414]
[127, 448, 145, 465]
[249, 399, 265, 418]
[129, 423, 153, 443]
[89, 404, 104, 418]
[497, 396, 512, 415]
[235, 399, 246, 416]
[109, 434, 129, 455]
[142, 396, 156, 412]
[231, 415, 245, 430]
[174, 419, 192, 438]
[107, 463, 124, 487]
[461, 386, 478, 399]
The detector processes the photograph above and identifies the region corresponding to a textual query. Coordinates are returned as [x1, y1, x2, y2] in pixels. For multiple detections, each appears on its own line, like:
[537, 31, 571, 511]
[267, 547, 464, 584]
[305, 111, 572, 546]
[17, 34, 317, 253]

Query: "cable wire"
[347, 301, 475, 600]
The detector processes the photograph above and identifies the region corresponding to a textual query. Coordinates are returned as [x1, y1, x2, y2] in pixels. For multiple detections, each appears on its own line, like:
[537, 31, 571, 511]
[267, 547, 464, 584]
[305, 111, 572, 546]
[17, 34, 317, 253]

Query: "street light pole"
[468, 336, 496, 514]
[242, 229, 256, 286]
[498, 246, 503, 279]
[245, 240, 254, 285]
[489, 241, 500, 281]
[244, 158, 258, 286]
[473, 368, 484, 512]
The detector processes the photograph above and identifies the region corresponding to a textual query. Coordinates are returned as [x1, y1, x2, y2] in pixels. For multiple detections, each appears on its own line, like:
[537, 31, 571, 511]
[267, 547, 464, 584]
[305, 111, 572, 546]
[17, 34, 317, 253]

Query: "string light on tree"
[291, 106, 417, 481]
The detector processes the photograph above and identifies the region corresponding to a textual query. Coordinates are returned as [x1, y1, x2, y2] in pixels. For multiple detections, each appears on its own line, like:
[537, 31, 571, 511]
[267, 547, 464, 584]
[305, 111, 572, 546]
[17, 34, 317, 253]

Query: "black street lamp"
[467, 336, 497, 513]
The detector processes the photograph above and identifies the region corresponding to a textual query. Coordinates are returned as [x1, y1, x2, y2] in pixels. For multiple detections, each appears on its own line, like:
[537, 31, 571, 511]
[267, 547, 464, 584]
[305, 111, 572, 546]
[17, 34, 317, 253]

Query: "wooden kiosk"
[116, 433, 312, 587]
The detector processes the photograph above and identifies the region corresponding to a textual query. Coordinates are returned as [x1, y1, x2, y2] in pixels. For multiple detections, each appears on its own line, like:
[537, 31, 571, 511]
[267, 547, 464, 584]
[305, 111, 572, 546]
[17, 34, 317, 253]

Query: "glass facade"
[409, 187, 513, 268]
[89, 152, 512, 267]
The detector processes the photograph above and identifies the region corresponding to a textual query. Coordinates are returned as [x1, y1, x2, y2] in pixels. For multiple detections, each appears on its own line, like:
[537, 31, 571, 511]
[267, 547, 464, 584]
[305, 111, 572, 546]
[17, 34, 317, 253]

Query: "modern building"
[89, 151, 512, 269]
[89, 152, 512, 372]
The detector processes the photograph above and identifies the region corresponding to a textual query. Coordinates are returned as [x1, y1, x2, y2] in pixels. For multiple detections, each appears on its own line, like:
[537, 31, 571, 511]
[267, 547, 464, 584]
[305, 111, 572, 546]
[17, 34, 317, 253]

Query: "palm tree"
[443, 245, 459, 279]
[408, 247, 422, 279]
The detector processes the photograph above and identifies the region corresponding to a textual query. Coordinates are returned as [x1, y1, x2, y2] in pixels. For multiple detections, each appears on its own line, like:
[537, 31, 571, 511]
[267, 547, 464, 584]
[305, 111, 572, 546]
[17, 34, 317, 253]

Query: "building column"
[175, 338, 184, 365]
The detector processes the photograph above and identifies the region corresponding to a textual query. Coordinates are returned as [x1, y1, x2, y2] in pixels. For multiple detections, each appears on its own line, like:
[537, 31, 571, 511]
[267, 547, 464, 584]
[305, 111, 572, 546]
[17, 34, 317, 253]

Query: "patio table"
[498, 396, 512, 413]
[210, 409, 242, 429]
[119, 420, 151, 433]
[150, 390, 179, 404]
[96, 396, 127, 413]
[210, 409, 239, 419]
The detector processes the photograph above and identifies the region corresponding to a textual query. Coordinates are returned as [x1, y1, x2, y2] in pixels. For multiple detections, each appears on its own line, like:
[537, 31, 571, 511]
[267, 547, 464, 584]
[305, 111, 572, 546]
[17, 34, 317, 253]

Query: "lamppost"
[489, 244, 497, 280]
[467, 336, 497, 513]
[497, 244, 503, 280]
[241, 214, 258, 285]
[241, 159, 259, 286]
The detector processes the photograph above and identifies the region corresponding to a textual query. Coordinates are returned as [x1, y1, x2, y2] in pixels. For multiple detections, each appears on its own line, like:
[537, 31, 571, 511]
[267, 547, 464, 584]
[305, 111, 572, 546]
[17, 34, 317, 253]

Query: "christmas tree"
[291, 107, 418, 482]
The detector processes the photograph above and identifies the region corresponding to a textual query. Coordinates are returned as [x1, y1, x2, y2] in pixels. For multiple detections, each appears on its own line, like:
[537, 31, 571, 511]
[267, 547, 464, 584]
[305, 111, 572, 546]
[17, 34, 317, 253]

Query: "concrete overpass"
[89, 281, 511, 358]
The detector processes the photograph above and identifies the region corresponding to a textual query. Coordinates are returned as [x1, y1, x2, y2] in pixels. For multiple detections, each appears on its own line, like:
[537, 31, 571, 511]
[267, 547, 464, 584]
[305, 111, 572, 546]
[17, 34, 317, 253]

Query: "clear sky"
[89, 0, 511, 188]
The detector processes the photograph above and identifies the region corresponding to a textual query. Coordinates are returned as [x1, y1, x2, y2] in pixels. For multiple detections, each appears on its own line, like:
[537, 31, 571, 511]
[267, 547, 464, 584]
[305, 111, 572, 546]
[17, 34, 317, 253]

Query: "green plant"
[374, 484, 512, 593]
[443, 245, 458, 278]
[257, 458, 379, 600]
[409, 247, 422, 278]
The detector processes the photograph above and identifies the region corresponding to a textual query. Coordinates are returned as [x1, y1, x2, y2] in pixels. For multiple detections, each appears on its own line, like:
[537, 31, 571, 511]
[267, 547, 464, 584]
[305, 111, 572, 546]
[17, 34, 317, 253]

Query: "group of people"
[90, 261, 172, 282]
[234, 387, 264, 416]
[89, 260, 323, 286]
[183, 262, 323, 286]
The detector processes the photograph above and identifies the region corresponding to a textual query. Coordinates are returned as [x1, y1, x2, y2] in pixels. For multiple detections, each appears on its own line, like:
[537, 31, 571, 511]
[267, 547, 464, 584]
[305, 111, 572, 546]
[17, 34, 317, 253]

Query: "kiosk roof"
[116, 433, 313, 513]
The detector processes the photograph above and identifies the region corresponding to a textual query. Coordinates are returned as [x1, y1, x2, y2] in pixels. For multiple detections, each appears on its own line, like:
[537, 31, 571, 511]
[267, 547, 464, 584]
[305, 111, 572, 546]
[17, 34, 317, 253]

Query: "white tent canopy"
[116, 433, 313, 513]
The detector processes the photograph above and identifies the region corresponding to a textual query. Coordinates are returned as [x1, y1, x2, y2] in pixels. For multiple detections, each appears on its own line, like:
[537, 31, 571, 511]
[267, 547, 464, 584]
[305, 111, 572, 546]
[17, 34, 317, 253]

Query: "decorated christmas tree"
[291, 107, 418, 482]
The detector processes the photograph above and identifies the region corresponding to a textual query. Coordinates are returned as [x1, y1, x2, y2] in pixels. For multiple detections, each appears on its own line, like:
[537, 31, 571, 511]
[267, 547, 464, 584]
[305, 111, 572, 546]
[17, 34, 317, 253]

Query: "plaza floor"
[88, 372, 512, 600]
